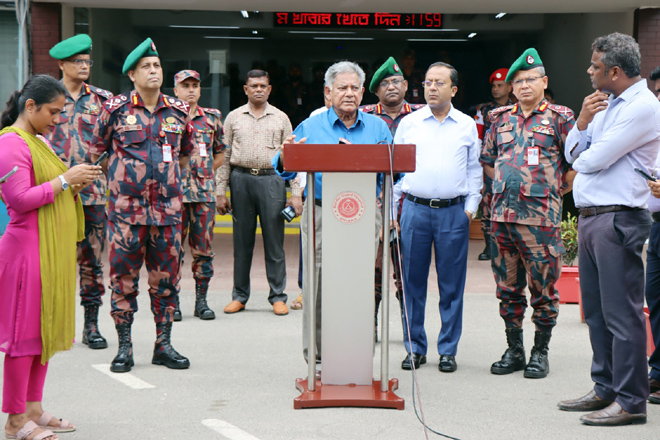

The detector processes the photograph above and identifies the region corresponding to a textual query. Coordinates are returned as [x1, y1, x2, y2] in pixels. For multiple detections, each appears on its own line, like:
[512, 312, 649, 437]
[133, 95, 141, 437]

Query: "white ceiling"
[43, 0, 660, 14]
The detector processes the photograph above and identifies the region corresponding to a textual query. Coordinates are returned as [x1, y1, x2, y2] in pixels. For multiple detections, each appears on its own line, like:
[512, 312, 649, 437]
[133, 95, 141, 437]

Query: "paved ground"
[3, 233, 659, 440]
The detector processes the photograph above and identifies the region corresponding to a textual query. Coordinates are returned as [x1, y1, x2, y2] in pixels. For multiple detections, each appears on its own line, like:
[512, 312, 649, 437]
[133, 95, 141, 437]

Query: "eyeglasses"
[68, 59, 94, 67]
[379, 78, 405, 88]
[511, 76, 544, 87]
[422, 79, 448, 88]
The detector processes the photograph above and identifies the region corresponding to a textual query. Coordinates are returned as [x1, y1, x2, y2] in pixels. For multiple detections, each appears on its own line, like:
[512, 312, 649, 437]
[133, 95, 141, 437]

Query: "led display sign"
[274, 12, 443, 29]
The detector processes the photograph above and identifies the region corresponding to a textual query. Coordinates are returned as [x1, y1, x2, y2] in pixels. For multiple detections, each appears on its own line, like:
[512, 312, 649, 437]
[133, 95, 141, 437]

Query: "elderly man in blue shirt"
[274, 61, 392, 366]
[393, 62, 483, 373]
[558, 33, 660, 427]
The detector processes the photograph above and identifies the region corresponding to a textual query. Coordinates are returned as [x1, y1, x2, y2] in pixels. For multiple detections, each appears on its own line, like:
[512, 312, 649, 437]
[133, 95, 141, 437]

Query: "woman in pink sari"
[0, 75, 101, 440]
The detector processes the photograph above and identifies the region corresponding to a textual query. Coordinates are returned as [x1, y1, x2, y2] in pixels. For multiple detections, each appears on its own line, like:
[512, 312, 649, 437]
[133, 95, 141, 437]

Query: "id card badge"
[413, 88, 419, 98]
[527, 147, 540, 166]
[297, 97, 303, 106]
[163, 144, 173, 163]
[199, 142, 208, 157]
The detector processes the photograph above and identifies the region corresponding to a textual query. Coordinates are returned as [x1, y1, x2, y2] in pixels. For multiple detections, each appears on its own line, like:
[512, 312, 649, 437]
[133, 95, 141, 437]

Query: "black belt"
[232, 166, 276, 176]
[405, 194, 465, 208]
[579, 205, 636, 218]
[653, 212, 660, 223]
[314, 199, 322, 207]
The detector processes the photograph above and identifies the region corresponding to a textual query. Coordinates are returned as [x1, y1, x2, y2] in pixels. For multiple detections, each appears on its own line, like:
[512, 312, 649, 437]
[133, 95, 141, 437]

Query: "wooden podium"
[283, 143, 415, 410]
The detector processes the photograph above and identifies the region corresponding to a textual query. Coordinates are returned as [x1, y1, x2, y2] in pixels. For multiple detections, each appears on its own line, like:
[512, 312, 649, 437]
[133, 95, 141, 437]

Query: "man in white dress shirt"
[393, 62, 482, 372]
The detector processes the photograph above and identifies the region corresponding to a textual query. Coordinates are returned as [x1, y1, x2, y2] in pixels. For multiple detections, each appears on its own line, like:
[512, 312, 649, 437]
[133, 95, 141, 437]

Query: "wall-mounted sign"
[274, 12, 442, 30]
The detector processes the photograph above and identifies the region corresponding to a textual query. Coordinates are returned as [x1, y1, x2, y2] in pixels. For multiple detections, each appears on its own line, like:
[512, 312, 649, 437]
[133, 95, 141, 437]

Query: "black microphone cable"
[384, 141, 462, 440]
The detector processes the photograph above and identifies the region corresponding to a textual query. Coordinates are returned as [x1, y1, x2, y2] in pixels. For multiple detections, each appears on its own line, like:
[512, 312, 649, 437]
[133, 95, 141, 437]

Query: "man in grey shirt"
[557, 33, 660, 426]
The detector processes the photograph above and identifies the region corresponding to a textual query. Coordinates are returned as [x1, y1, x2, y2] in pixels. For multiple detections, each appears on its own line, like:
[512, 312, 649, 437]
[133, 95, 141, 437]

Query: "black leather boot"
[82, 304, 108, 349]
[478, 232, 491, 261]
[491, 328, 526, 375]
[524, 331, 551, 379]
[110, 323, 133, 373]
[152, 322, 190, 369]
[173, 295, 182, 322]
[194, 282, 215, 320]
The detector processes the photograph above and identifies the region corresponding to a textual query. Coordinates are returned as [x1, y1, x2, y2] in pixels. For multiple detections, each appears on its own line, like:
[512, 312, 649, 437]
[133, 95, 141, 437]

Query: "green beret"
[49, 34, 92, 60]
[505, 48, 543, 82]
[122, 38, 159, 75]
[369, 57, 403, 93]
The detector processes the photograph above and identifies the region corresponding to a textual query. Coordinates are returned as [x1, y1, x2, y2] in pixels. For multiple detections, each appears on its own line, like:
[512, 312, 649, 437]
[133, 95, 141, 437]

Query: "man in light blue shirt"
[393, 62, 482, 372]
[558, 33, 660, 427]
[275, 61, 392, 365]
[644, 66, 660, 405]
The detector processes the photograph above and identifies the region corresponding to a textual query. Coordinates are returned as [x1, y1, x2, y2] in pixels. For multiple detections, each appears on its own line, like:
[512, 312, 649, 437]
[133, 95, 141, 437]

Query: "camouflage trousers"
[374, 195, 405, 311]
[490, 221, 562, 332]
[480, 174, 492, 235]
[78, 205, 107, 306]
[108, 221, 183, 325]
[181, 202, 215, 282]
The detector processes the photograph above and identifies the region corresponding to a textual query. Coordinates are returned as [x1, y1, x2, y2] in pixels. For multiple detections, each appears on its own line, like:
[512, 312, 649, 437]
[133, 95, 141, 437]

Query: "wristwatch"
[58, 174, 69, 191]
[466, 210, 476, 219]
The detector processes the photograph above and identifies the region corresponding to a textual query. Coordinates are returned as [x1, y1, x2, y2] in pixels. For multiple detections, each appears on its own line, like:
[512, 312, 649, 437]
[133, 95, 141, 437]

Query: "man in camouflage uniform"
[90, 38, 193, 373]
[401, 49, 425, 105]
[360, 56, 423, 341]
[481, 48, 575, 379]
[172, 69, 225, 321]
[46, 34, 113, 350]
[475, 68, 514, 261]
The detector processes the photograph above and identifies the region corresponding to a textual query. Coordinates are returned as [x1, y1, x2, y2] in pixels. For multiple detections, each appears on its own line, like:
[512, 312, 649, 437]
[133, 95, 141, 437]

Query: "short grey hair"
[324, 61, 365, 90]
[592, 32, 641, 78]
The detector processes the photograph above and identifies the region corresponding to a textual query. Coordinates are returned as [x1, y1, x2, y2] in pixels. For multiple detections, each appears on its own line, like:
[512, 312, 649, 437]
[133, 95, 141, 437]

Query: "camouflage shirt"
[477, 98, 515, 137]
[46, 82, 112, 205]
[182, 106, 225, 203]
[480, 100, 575, 227]
[90, 91, 194, 226]
[359, 101, 424, 137]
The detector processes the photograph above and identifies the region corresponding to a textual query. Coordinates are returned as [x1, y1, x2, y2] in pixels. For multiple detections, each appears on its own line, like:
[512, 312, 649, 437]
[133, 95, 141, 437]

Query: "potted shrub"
[556, 213, 580, 304]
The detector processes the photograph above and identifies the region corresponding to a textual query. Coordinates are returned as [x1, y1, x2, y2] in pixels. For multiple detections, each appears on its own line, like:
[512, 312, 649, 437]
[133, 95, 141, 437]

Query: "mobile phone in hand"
[0, 166, 18, 184]
[94, 151, 109, 166]
[634, 168, 657, 182]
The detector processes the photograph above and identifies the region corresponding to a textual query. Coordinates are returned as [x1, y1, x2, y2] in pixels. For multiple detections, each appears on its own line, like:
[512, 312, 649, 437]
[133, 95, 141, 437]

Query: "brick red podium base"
[294, 378, 405, 410]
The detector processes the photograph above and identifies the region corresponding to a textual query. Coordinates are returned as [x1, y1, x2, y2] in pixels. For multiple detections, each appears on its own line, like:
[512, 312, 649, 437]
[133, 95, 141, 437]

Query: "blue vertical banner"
[0, 200, 9, 236]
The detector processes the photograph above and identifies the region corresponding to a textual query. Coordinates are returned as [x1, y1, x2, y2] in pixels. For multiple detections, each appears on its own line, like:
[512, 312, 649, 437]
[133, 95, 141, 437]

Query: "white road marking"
[202, 419, 261, 440]
[92, 364, 155, 389]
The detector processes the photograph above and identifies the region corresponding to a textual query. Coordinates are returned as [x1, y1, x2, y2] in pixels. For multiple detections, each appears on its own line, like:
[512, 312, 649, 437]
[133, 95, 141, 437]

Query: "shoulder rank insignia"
[548, 104, 575, 120]
[165, 96, 191, 115]
[103, 94, 130, 113]
[411, 104, 425, 111]
[202, 107, 222, 118]
[89, 84, 113, 101]
[359, 105, 373, 113]
[488, 104, 514, 123]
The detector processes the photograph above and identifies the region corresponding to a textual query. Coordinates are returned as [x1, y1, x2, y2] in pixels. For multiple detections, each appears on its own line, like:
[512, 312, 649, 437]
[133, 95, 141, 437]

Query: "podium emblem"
[332, 191, 365, 224]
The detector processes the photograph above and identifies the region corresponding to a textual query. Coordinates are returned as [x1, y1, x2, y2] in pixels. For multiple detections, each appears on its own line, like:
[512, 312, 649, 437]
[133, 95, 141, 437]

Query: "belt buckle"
[250, 168, 259, 176]
[429, 199, 441, 208]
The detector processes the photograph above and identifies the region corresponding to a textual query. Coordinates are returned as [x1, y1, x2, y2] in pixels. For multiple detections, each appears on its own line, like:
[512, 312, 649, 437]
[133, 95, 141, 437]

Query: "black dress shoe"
[401, 353, 426, 370]
[649, 390, 660, 404]
[580, 402, 646, 426]
[557, 390, 614, 412]
[439, 355, 457, 372]
[478, 249, 490, 261]
[650, 378, 660, 393]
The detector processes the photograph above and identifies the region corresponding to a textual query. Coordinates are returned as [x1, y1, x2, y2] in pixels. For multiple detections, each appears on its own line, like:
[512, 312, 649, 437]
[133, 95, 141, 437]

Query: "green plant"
[561, 212, 578, 266]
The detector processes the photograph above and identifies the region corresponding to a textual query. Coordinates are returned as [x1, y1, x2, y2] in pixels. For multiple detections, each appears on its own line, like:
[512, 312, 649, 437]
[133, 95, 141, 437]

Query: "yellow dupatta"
[0, 127, 84, 363]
